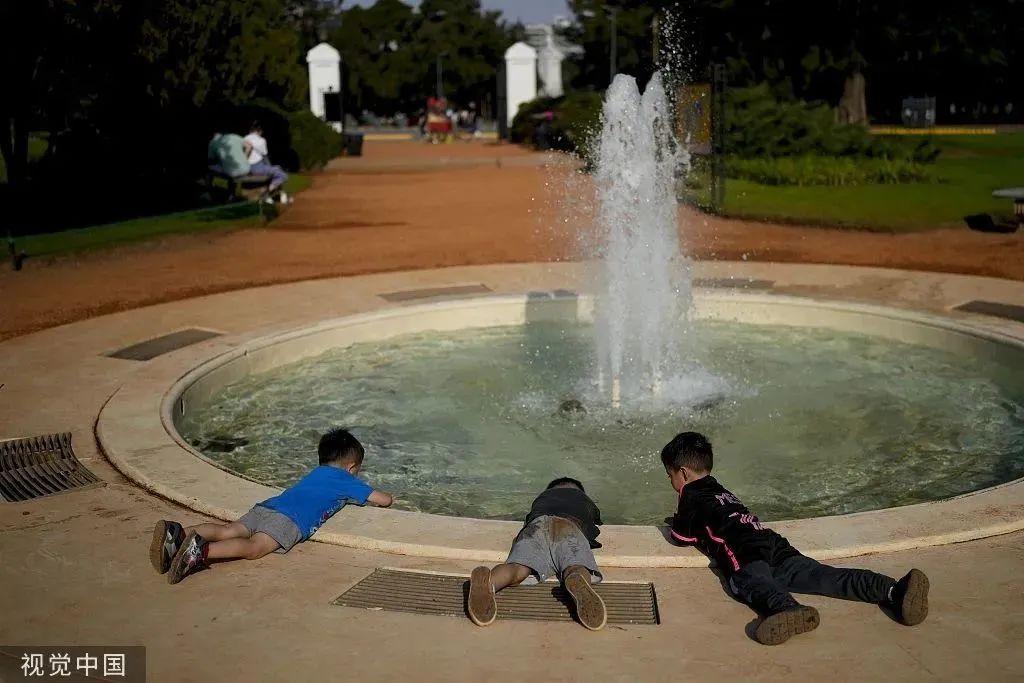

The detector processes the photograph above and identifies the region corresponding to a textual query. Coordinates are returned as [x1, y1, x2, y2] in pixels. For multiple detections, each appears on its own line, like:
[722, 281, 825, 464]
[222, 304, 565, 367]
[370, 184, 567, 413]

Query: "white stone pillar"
[504, 42, 538, 127]
[306, 43, 342, 132]
[538, 44, 565, 98]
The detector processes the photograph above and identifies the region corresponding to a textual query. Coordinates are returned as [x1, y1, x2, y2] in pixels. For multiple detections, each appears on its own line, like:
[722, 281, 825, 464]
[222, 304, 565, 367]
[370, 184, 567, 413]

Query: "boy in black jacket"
[662, 432, 929, 645]
[467, 477, 606, 630]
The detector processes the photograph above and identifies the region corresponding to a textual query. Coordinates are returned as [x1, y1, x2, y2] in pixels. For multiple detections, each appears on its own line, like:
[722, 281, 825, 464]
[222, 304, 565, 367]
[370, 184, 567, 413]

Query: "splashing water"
[590, 71, 717, 408]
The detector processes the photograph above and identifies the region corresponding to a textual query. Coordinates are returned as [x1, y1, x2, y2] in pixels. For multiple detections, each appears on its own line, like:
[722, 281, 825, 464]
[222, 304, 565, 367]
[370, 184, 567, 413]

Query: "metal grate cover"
[694, 277, 774, 289]
[0, 433, 101, 502]
[954, 300, 1024, 323]
[107, 328, 222, 361]
[378, 284, 493, 303]
[333, 568, 660, 625]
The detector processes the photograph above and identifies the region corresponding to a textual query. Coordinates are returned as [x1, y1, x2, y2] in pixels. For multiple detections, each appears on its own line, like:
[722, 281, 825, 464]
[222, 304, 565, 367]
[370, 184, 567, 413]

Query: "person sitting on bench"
[243, 121, 289, 196]
[207, 131, 251, 179]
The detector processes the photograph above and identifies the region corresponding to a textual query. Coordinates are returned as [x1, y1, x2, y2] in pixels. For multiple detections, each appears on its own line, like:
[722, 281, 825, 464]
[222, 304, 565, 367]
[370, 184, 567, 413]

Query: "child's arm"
[366, 490, 394, 507]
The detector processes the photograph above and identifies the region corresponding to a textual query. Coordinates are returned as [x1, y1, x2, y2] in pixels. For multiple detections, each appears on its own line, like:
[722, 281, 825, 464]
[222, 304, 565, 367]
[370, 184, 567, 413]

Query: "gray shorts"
[506, 515, 602, 584]
[238, 506, 303, 553]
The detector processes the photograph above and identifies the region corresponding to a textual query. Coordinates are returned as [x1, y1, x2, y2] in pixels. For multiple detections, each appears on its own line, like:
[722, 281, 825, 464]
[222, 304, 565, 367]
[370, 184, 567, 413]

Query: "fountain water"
[590, 71, 706, 408]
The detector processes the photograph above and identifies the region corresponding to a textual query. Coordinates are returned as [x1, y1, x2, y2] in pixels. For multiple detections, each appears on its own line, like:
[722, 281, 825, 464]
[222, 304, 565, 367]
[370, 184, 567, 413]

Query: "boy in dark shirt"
[661, 432, 930, 645]
[467, 477, 606, 630]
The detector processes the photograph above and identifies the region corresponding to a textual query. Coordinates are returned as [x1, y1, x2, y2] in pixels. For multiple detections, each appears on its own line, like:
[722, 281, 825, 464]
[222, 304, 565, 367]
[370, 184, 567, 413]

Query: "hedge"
[726, 155, 937, 186]
[725, 83, 939, 163]
[509, 91, 603, 156]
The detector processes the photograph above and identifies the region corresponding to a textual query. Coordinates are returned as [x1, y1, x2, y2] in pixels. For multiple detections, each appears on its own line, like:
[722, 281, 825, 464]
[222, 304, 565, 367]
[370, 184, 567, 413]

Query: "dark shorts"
[238, 506, 303, 553]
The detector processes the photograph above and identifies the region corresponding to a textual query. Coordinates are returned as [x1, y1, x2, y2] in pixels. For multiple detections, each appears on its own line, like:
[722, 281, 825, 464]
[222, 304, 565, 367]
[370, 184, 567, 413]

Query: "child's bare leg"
[490, 562, 533, 592]
[206, 532, 280, 561]
[187, 521, 250, 542]
[166, 530, 278, 584]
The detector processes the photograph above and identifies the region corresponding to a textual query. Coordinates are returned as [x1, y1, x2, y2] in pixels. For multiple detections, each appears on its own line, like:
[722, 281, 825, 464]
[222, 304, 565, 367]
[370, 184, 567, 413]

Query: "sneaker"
[563, 567, 607, 631]
[467, 566, 497, 626]
[149, 520, 185, 574]
[167, 531, 208, 585]
[754, 605, 820, 645]
[888, 569, 929, 626]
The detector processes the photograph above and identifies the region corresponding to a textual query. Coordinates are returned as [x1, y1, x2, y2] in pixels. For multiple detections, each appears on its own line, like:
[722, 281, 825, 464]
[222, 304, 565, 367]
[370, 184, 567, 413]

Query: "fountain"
[172, 74, 1024, 528]
[590, 71, 724, 410]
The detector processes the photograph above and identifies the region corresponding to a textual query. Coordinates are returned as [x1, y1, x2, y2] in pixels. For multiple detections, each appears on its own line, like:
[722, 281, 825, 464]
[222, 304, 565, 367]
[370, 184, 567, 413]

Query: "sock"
[197, 535, 210, 561]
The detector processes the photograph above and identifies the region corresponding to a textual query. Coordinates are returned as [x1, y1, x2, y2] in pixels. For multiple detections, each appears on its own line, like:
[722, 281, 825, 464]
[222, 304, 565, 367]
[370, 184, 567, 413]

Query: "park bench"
[992, 187, 1024, 221]
[206, 166, 272, 200]
[974, 187, 1024, 233]
[205, 166, 282, 218]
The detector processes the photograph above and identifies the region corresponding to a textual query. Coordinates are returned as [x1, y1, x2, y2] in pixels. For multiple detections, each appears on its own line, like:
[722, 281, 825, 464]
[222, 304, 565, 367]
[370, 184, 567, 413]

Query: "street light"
[582, 5, 618, 84]
[436, 53, 444, 98]
[428, 10, 447, 98]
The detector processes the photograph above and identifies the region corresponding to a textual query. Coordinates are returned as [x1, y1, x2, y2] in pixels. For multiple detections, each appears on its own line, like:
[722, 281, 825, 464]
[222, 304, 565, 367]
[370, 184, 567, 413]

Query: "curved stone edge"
[96, 285, 1024, 567]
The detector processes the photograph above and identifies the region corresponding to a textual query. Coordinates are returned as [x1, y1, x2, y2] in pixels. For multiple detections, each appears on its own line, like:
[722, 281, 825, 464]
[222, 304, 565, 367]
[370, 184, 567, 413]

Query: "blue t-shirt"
[259, 466, 374, 539]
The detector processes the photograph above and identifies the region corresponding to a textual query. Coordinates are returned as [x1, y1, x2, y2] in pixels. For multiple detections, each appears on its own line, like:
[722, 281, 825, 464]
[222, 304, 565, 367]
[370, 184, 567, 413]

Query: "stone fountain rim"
[96, 286, 1024, 567]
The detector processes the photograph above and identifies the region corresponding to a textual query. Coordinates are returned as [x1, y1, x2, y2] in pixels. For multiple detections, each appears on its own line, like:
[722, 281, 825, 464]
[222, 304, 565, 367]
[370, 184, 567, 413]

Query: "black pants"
[729, 555, 894, 615]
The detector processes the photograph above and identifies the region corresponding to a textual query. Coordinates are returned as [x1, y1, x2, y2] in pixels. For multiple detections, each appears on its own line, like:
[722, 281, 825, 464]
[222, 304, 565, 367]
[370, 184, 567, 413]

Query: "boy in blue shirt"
[150, 428, 393, 584]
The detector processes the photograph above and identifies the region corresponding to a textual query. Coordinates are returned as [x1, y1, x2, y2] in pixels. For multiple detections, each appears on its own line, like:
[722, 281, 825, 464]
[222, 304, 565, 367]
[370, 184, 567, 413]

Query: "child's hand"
[367, 490, 394, 508]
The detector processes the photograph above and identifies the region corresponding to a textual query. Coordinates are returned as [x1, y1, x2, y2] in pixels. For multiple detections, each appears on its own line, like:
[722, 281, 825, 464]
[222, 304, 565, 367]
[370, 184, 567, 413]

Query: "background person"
[243, 121, 289, 196]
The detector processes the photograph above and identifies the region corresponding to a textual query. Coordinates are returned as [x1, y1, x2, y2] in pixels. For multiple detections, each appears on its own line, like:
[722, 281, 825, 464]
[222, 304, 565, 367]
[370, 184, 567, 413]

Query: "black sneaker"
[754, 605, 820, 645]
[167, 531, 208, 584]
[149, 520, 185, 574]
[888, 569, 929, 626]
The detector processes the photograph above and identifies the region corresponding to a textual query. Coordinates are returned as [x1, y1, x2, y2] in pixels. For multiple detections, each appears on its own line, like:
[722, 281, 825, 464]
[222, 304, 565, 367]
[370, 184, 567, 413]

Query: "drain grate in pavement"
[378, 284, 493, 303]
[954, 300, 1024, 324]
[0, 433, 101, 502]
[107, 328, 222, 361]
[333, 568, 660, 625]
[693, 278, 774, 289]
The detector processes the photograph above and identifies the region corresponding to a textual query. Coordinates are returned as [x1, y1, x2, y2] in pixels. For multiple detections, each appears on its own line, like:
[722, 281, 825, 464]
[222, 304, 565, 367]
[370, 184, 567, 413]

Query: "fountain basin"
[98, 288, 1024, 566]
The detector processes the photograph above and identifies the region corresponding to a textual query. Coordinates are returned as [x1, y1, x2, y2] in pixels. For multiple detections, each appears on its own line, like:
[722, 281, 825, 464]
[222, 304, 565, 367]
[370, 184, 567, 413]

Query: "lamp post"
[429, 9, 448, 99]
[436, 53, 444, 98]
[608, 6, 617, 82]
[582, 5, 619, 85]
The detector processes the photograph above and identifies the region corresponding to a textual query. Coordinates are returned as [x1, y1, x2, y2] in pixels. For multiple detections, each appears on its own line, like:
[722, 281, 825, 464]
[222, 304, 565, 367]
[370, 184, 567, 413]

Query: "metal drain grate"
[333, 568, 660, 625]
[0, 433, 101, 502]
[954, 300, 1024, 323]
[694, 278, 774, 290]
[107, 328, 222, 361]
[378, 284, 493, 303]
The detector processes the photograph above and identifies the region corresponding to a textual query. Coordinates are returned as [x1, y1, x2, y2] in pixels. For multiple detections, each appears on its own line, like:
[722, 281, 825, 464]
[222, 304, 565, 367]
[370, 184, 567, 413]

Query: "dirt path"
[2, 140, 1022, 341]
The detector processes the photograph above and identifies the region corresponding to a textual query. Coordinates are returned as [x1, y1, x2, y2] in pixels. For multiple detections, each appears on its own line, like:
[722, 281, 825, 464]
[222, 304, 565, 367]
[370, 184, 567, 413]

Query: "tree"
[329, 0, 517, 117]
[579, 1, 1023, 124]
[3, 0, 315, 231]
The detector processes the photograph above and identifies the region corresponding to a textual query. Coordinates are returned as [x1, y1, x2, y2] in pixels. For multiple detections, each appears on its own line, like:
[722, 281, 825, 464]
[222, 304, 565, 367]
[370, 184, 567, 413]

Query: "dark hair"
[660, 432, 713, 473]
[546, 476, 585, 492]
[250, 120, 263, 132]
[318, 428, 364, 466]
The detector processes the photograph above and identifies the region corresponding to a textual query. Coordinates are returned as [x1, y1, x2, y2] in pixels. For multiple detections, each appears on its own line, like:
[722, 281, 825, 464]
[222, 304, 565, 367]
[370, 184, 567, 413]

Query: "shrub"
[725, 83, 939, 164]
[510, 91, 603, 156]
[725, 155, 937, 186]
[288, 110, 344, 170]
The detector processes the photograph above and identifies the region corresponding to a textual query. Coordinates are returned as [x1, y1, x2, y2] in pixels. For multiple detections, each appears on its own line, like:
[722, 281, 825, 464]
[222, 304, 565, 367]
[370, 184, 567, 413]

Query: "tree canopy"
[563, 1, 1024, 122]
[329, 0, 519, 116]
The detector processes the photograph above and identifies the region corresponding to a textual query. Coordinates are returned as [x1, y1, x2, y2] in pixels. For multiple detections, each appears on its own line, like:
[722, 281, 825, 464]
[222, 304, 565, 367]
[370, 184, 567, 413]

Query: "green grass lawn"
[722, 134, 1024, 231]
[12, 174, 312, 258]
